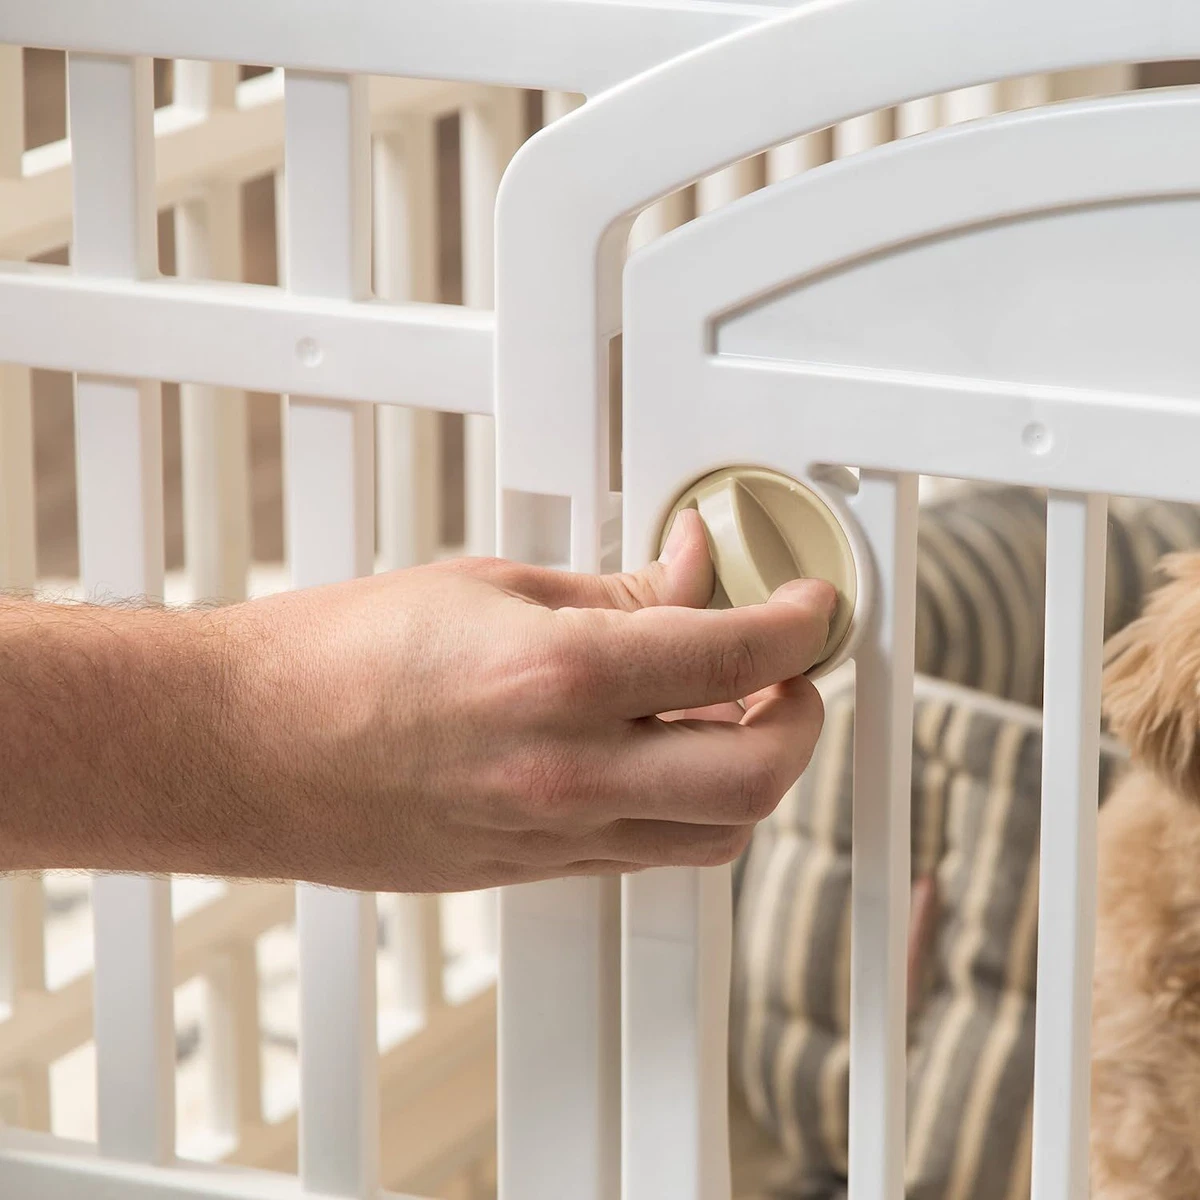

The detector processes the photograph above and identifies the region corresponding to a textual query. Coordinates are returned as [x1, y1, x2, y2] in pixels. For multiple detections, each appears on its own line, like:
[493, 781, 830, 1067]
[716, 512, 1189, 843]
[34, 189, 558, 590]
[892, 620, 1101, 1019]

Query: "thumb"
[502, 508, 715, 612]
[593, 508, 715, 611]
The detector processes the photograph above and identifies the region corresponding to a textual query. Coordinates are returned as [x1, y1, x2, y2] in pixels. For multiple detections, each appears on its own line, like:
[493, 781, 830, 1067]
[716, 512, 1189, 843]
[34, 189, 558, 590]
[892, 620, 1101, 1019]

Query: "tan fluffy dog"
[1092, 553, 1200, 1197]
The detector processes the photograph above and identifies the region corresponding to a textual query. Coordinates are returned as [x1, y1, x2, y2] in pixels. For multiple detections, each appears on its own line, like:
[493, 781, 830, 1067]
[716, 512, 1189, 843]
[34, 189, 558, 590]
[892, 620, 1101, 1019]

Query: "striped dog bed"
[731, 486, 1200, 1200]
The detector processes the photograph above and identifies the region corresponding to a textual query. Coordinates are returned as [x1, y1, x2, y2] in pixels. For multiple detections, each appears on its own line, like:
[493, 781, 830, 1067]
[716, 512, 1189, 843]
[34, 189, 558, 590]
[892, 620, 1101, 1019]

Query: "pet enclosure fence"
[0, 1, 1192, 1199]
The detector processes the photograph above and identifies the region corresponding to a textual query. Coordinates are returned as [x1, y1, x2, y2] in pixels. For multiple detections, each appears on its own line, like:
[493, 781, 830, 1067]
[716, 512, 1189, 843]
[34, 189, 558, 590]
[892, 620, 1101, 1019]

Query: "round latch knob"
[659, 466, 858, 670]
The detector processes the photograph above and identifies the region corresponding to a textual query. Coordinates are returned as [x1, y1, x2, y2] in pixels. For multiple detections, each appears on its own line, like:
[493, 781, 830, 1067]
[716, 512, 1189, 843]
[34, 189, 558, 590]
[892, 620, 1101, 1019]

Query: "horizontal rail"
[0, 0, 772, 95]
[0, 74, 470, 259]
[0, 266, 494, 414]
[0, 885, 293, 1072]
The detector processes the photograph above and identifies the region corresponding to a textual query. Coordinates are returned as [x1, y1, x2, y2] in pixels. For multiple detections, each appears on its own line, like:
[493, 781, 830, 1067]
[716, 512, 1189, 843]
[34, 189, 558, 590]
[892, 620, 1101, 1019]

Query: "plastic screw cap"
[660, 467, 857, 668]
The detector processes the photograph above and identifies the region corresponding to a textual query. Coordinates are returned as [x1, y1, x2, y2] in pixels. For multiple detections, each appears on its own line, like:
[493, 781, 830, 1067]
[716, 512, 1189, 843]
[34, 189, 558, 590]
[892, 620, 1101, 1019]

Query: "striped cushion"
[731, 487, 1200, 1200]
[914, 487, 1200, 706]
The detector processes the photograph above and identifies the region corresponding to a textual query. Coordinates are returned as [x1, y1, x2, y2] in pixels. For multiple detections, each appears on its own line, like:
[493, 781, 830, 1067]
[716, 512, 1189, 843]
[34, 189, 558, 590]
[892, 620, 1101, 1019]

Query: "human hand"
[224, 509, 834, 892]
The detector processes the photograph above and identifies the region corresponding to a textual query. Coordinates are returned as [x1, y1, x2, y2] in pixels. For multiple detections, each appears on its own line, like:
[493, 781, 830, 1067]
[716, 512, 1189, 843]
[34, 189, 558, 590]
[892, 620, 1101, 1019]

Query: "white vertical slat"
[373, 116, 442, 570]
[0, 875, 43, 1017]
[894, 95, 941, 138]
[387, 893, 445, 1021]
[1030, 492, 1106, 1200]
[173, 61, 250, 604]
[0, 44, 22, 178]
[765, 129, 832, 184]
[0, 46, 35, 596]
[1052, 64, 1136, 102]
[67, 51, 175, 1164]
[274, 167, 291, 575]
[458, 89, 524, 968]
[942, 84, 1000, 125]
[542, 91, 583, 124]
[1002, 75, 1053, 111]
[833, 109, 892, 158]
[460, 89, 524, 557]
[622, 867, 732, 1200]
[500, 877, 621, 1200]
[0, 362, 34, 591]
[283, 69, 379, 1199]
[627, 188, 693, 254]
[206, 941, 263, 1144]
[695, 156, 765, 215]
[848, 471, 918, 1200]
[0, 874, 49, 1129]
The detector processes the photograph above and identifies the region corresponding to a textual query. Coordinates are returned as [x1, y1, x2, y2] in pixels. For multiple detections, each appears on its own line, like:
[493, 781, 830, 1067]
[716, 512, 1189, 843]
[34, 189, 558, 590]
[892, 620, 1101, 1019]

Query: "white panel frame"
[494, 15, 1199, 1197]
[2, 1, 776, 95]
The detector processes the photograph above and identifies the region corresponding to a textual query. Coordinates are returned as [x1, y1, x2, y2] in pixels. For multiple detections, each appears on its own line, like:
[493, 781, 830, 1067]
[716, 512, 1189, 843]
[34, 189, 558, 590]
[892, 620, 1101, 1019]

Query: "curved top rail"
[494, 0, 1200, 567]
[0, 0, 777, 94]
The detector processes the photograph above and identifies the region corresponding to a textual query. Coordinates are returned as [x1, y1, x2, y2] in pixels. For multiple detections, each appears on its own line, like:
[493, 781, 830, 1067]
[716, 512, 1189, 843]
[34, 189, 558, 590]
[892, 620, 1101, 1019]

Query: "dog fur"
[1092, 553, 1200, 1197]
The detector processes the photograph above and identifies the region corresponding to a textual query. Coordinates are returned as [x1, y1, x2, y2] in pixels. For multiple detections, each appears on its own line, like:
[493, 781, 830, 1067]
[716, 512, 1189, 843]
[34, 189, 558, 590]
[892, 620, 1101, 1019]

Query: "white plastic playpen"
[0, 0, 1194, 1197]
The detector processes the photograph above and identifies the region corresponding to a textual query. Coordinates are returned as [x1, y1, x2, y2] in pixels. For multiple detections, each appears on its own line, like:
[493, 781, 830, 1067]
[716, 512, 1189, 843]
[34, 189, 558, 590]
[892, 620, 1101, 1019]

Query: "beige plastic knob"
[660, 467, 857, 668]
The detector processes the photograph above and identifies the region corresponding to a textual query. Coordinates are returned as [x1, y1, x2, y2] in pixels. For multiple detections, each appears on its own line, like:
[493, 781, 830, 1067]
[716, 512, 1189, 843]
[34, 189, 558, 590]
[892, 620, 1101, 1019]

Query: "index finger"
[560, 577, 836, 717]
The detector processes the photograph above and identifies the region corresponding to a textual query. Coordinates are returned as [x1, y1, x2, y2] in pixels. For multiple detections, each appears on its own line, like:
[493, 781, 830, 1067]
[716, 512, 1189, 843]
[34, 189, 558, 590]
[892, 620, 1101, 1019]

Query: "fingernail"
[773, 577, 838, 620]
[658, 511, 690, 564]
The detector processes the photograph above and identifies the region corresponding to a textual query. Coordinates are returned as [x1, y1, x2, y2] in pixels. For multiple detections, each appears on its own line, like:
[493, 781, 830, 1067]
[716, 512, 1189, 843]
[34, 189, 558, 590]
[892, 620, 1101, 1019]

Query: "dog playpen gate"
[1, 0, 1199, 1198]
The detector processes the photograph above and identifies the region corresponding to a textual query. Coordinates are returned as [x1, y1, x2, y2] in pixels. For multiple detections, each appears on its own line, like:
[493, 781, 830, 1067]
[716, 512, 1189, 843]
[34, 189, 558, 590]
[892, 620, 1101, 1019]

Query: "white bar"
[942, 83, 1000, 124]
[542, 91, 583, 124]
[173, 59, 249, 603]
[373, 118, 442, 570]
[0, 49, 32, 597]
[68, 51, 175, 1165]
[0, 364, 35, 591]
[499, 878, 620, 1200]
[175, 185, 251, 603]
[460, 90, 524, 557]
[1030, 492, 1106, 1200]
[2, 1, 761, 97]
[894, 95, 941, 138]
[848, 471, 918, 1200]
[283, 69, 379, 1199]
[695, 156, 764, 214]
[765, 130, 831, 183]
[0, 75, 466, 263]
[0, 266, 495, 416]
[387, 895, 445, 1020]
[1052, 64, 1136, 101]
[0, 1125, 301, 1200]
[206, 942, 263, 1142]
[1002, 75, 1053, 111]
[172, 59, 239, 113]
[0, 44, 23, 179]
[833, 109, 892, 157]
[622, 867, 731, 1200]
[0, 875, 45, 1017]
[627, 188, 693, 253]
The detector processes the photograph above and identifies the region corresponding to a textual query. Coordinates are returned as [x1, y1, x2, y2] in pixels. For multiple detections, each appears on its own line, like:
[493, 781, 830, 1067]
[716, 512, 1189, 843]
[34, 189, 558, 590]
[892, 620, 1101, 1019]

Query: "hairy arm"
[0, 598, 263, 877]
[0, 513, 835, 892]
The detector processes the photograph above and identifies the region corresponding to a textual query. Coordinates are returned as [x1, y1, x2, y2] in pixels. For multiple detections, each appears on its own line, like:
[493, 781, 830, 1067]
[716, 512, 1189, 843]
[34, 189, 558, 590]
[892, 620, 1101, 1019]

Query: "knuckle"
[733, 756, 783, 822]
[698, 827, 753, 869]
[544, 620, 605, 699]
[503, 744, 589, 822]
[711, 631, 760, 698]
[601, 565, 665, 612]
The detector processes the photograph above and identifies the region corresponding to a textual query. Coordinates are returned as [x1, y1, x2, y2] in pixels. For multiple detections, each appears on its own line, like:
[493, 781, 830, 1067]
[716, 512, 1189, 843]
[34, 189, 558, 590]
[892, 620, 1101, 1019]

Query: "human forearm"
[0, 598, 250, 875]
[0, 514, 836, 892]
